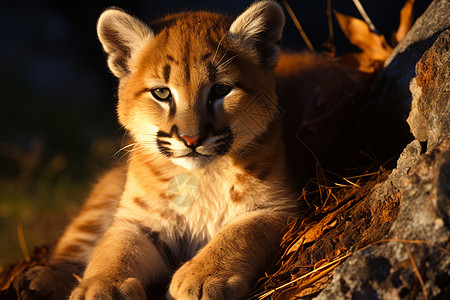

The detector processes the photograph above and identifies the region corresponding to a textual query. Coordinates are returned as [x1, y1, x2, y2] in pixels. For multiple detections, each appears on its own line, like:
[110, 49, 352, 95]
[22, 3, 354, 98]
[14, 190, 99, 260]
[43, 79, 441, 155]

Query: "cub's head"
[97, 1, 284, 170]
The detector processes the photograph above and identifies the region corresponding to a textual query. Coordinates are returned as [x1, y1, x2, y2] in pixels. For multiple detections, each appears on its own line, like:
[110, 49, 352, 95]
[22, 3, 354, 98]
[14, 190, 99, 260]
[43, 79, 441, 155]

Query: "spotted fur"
[19, 2, 301, 299]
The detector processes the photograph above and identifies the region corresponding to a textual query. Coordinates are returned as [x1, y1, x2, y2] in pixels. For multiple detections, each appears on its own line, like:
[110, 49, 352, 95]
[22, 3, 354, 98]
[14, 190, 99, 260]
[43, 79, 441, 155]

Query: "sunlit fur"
[18, 2, 301, 300]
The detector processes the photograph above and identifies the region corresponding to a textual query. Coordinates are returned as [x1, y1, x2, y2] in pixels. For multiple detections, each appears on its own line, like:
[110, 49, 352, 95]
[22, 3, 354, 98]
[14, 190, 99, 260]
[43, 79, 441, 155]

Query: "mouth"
[172, 151, 215, 170]
[177, 151, 212, 159]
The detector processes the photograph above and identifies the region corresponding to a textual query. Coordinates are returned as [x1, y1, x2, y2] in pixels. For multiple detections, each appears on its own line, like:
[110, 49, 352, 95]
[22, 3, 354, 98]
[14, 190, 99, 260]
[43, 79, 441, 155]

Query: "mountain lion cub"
[18, 1, 301, 299]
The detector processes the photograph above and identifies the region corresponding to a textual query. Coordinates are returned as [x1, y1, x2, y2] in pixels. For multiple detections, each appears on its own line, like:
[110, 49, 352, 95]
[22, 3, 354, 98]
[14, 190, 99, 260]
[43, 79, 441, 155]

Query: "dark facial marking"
[156, 126, 180, 157]
[157, 125, 178, 138]
[183, 41, 191, 81]
[202, 53, 212, 60]
[166, 55, 176, 63]
[157, 144, 172, 157]
[184, 63, 191, 82]
[156, 132, 173, 157]
[167, 97, 176, 119]
[206, 61, 217, 82]
[214, 126, 234, 155]
[163, 64, 171, 83]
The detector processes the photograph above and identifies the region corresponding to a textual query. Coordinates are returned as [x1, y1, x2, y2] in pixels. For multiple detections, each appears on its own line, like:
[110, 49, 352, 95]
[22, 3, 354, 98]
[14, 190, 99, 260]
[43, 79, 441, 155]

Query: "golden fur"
[19, 2, 302, 299]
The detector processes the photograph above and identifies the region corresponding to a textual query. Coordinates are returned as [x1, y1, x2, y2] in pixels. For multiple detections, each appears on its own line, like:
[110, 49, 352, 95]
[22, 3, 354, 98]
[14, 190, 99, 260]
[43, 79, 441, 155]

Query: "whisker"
[212, 33, 228, 65]
[115, 143, 137, 153]
[217, 54, 240, 70]
[112, 142, 137, 161]
[215, 49, 229, 67]
[124, 141, 173, 165]
[128, 151, 169, 165]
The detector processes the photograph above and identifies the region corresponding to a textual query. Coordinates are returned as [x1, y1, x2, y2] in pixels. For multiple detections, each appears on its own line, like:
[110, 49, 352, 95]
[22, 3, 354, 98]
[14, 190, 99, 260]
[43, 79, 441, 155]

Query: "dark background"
[0, 0, 430, 161]
[0, 0, 430, 266]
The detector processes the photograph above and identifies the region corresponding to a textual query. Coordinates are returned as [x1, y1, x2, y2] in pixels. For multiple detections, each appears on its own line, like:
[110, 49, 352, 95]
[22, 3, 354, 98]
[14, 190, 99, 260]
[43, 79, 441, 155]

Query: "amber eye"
[150, 88, 172, 101]
[208, 84, 232, 104]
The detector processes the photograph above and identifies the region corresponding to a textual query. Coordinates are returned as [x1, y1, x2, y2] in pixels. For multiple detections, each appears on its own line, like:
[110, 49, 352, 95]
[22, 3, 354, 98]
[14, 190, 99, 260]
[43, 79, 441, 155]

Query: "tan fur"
[19, 2, 301, 299]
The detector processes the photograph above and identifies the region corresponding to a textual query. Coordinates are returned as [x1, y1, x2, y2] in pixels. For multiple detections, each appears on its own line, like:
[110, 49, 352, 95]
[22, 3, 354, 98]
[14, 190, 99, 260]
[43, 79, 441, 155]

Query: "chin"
[172, 156, 215, 170]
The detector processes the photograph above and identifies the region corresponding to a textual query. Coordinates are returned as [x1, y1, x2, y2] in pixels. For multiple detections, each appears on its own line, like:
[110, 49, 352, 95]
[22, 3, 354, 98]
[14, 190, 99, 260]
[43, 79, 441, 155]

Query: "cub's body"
[18, 2, 303, 299]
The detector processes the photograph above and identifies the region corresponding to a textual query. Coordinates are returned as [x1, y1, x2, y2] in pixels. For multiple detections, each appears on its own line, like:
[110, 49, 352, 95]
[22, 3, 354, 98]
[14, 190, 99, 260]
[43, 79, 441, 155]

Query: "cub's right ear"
[97, 8, 153, 78]
[228, 1, 284, 69]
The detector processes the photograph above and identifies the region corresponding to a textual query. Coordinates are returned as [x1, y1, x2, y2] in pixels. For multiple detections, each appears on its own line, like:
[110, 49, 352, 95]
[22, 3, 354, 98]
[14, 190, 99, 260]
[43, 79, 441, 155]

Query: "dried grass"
[248, 162, 398, 299]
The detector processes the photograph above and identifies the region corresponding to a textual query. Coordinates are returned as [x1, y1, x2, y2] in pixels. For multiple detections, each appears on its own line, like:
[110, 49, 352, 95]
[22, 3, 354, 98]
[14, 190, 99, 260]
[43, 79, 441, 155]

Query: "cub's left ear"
[228, 1, 285, 68]
[97, 8, 153, 78]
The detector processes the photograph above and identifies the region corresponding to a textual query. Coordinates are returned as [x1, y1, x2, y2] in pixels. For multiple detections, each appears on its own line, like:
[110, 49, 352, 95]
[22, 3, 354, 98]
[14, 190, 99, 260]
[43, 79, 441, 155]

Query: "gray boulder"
[360, 0, 450, 161]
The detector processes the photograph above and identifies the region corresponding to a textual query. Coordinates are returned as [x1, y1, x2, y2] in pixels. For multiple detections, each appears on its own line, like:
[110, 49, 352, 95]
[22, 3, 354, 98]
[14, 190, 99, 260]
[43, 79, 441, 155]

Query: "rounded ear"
[97, 8, 153, 78]
[228, 1, 285, 68]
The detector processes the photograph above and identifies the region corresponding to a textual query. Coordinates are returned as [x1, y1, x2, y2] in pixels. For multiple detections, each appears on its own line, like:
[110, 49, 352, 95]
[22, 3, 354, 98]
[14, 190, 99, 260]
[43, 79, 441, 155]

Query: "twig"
[324, 169, 361, 188]
[249, 252, 352, 299]
[324, 0, 336, 54]
[296, 137, 325, 185]
[72, 273, 83, 283]
[406, 244, 428, 300]
[351, 0, 379, 34]
[327, 0, 334, 42]
[358, 238, 450, 255]
[17, 222, 30, 262]
[280, 0, 315, 51]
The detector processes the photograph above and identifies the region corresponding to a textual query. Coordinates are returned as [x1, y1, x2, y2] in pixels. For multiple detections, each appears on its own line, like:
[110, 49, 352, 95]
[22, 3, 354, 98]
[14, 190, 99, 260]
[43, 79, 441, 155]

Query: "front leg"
[70, 220, 170, 300]
[169, 211, 288, 300]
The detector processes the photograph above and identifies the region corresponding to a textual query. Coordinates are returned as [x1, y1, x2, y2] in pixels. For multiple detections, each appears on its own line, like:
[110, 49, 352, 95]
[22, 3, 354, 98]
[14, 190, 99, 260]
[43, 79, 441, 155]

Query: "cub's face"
[97, 2, 284, 169]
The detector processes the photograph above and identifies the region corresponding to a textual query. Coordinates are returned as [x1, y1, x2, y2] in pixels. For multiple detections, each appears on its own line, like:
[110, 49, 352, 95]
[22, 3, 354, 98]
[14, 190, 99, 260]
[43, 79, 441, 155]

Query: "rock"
[407, 30, 450, 151]
[365, 140, 421, 212]
[314, 139, 450, 300]
[393, 140, 450, 242]
[373, 0, 449, 120]
[313, 1, 450, 299]
[359, 0, 450, 161]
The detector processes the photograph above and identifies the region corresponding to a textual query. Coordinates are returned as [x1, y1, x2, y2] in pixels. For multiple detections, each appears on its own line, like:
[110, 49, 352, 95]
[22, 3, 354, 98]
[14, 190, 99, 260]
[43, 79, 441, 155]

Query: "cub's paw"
[69, 277, 146, 300]
[169, 259, 251, 300]
[15, 265, 76, 300]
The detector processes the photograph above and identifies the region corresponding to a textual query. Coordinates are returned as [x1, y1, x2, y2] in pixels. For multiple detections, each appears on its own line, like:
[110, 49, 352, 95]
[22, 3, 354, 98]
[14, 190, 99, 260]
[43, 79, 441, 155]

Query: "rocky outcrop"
[313, 0, 450, 298]
[407, 30, 450, 151]
[360, 0, 450, 161]
[314, 138, 450, 299]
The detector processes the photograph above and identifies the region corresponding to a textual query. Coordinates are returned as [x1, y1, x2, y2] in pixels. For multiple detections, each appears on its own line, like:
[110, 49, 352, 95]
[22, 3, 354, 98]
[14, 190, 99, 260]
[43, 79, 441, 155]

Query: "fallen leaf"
[286, 201, 353, 255]
[275, 253, 351, 299]
[392, 0, 415, 46]
[333, 10, 392, 61]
